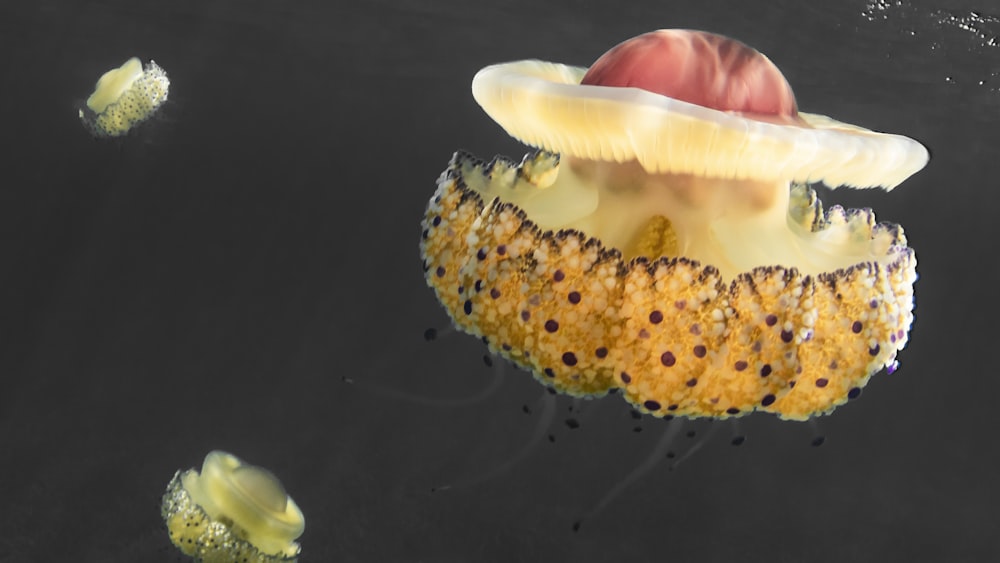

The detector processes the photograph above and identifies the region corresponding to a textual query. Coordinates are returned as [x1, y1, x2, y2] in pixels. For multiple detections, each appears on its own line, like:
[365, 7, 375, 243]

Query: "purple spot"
[852, 321, 863, 334]
[544, 368, 555, 378]
[644, 400, 661, 411]
[848, 387, 862, 399]
[693, 345, 707, 358]
[765, 314, 778, 326]
[502, 343, 511, 351]
[562, 352, 577, 366]
[760, 364, 772, 377]
[887, 361, 899, 374]
[780, 329, 794, 343]
[457, 286, 464, 294]
[435, 266, 445, 278]
[553, 269, 565, 282]
[620, 372, 632, 384]
[869, 344, 881, 356]
[638, 329, 650, 339]
[726, 407, 740, 415]
[649, 310, 664, 324]
[476, 248, 487, 261]
[734, 361, 748, 372]
[674, 300, 686, 310]
[568, 291, 581, 304]
[490, 288, 501, 299]
[686, 378, 698, 387]
[474, 280, 483, 292]
[689, 324, 701, 335]
[432, 216, 441, 226]
[829, 360, 838, 369]
[497, 245, 507, 255]
[660, 351, 676, 367]
[815, 378, 829, 388]
[668, 404, 679, 411]
[897, 329, 905, 339]
[789, 381, 796, 388]
[890, 333, 897, 343]
[421, 229, 429, 239]
[761, 394, 776, 406]
[870, 299, 878, 308]
[595, 347, 608, 358]
[545, 320, 559, 333]
[520, 310, 531, 322]
[463, 300, 472, 315]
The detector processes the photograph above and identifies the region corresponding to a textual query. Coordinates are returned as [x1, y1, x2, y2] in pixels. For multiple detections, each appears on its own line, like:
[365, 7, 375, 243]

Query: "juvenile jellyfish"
[420, 29, 927, 421]
[161, 450, 305, 562]
[78, 57, 169, 138]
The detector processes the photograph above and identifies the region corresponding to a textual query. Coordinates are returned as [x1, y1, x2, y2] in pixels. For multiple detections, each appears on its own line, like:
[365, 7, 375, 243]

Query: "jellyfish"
[420, 29, 927, 421]
[78, 57, 169, 138]
[161, 450, 305, 562]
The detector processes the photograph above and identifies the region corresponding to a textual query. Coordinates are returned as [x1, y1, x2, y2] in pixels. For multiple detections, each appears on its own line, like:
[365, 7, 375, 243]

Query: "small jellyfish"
[78, 57, 169, 137]
[421, 29, 928, 421]
[161, 450, 305, 562]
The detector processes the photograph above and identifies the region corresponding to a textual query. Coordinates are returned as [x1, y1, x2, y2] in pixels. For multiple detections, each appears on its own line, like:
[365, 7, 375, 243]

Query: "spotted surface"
[421, 152, 916, 421]
[161, 472, 300, 563]
[79, 61, 169, 138]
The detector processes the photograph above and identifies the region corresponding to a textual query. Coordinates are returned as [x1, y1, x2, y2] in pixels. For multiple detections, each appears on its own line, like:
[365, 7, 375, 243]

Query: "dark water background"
[0, 0, 997, 561]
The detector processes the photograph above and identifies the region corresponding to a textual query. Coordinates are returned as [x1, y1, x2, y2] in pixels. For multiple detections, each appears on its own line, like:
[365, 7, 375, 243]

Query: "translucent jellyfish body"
[79, 57, 169, 138]
[420, 30, 927, 421]
[161, 451, 305, 562]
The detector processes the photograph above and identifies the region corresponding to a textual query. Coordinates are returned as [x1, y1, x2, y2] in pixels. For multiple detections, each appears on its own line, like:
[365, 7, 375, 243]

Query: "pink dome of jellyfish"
[420, 29, 927, 421]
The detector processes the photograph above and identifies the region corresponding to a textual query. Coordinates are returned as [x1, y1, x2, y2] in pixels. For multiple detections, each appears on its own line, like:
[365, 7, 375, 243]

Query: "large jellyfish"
[78, 57, 169, 138]
[420, 29, 927, 421]
[161, 450, 305, 562]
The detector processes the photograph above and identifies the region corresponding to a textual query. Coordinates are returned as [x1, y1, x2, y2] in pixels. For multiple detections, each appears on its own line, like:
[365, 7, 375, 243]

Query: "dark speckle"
[620, 371, 632, 384]
[562, 352, 578, 366]
[660, 351, 676, 367]
[649, 310, 664, 324]
[734, 361, 748, 371]
[643, 400, 661, 411]
[761, 394, 776, 406]
[545, 320, 559, 333]
[568, 291, 581, 304]
[553, 269, 565, 282]
[815, 378, 828, 388]
[760, 364, 772, 377]
[765, 314, 778, 326]
[851, 321, 863, 334]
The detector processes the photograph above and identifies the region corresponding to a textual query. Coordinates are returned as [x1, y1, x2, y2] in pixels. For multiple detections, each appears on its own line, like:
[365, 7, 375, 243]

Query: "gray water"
[0, 0, 996, 561]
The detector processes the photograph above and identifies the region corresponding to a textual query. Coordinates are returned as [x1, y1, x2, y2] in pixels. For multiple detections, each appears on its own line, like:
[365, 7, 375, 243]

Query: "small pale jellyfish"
[421, 29, 928, 421]
[79, 57, 169, 138]
[161, 450, 305, 562]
